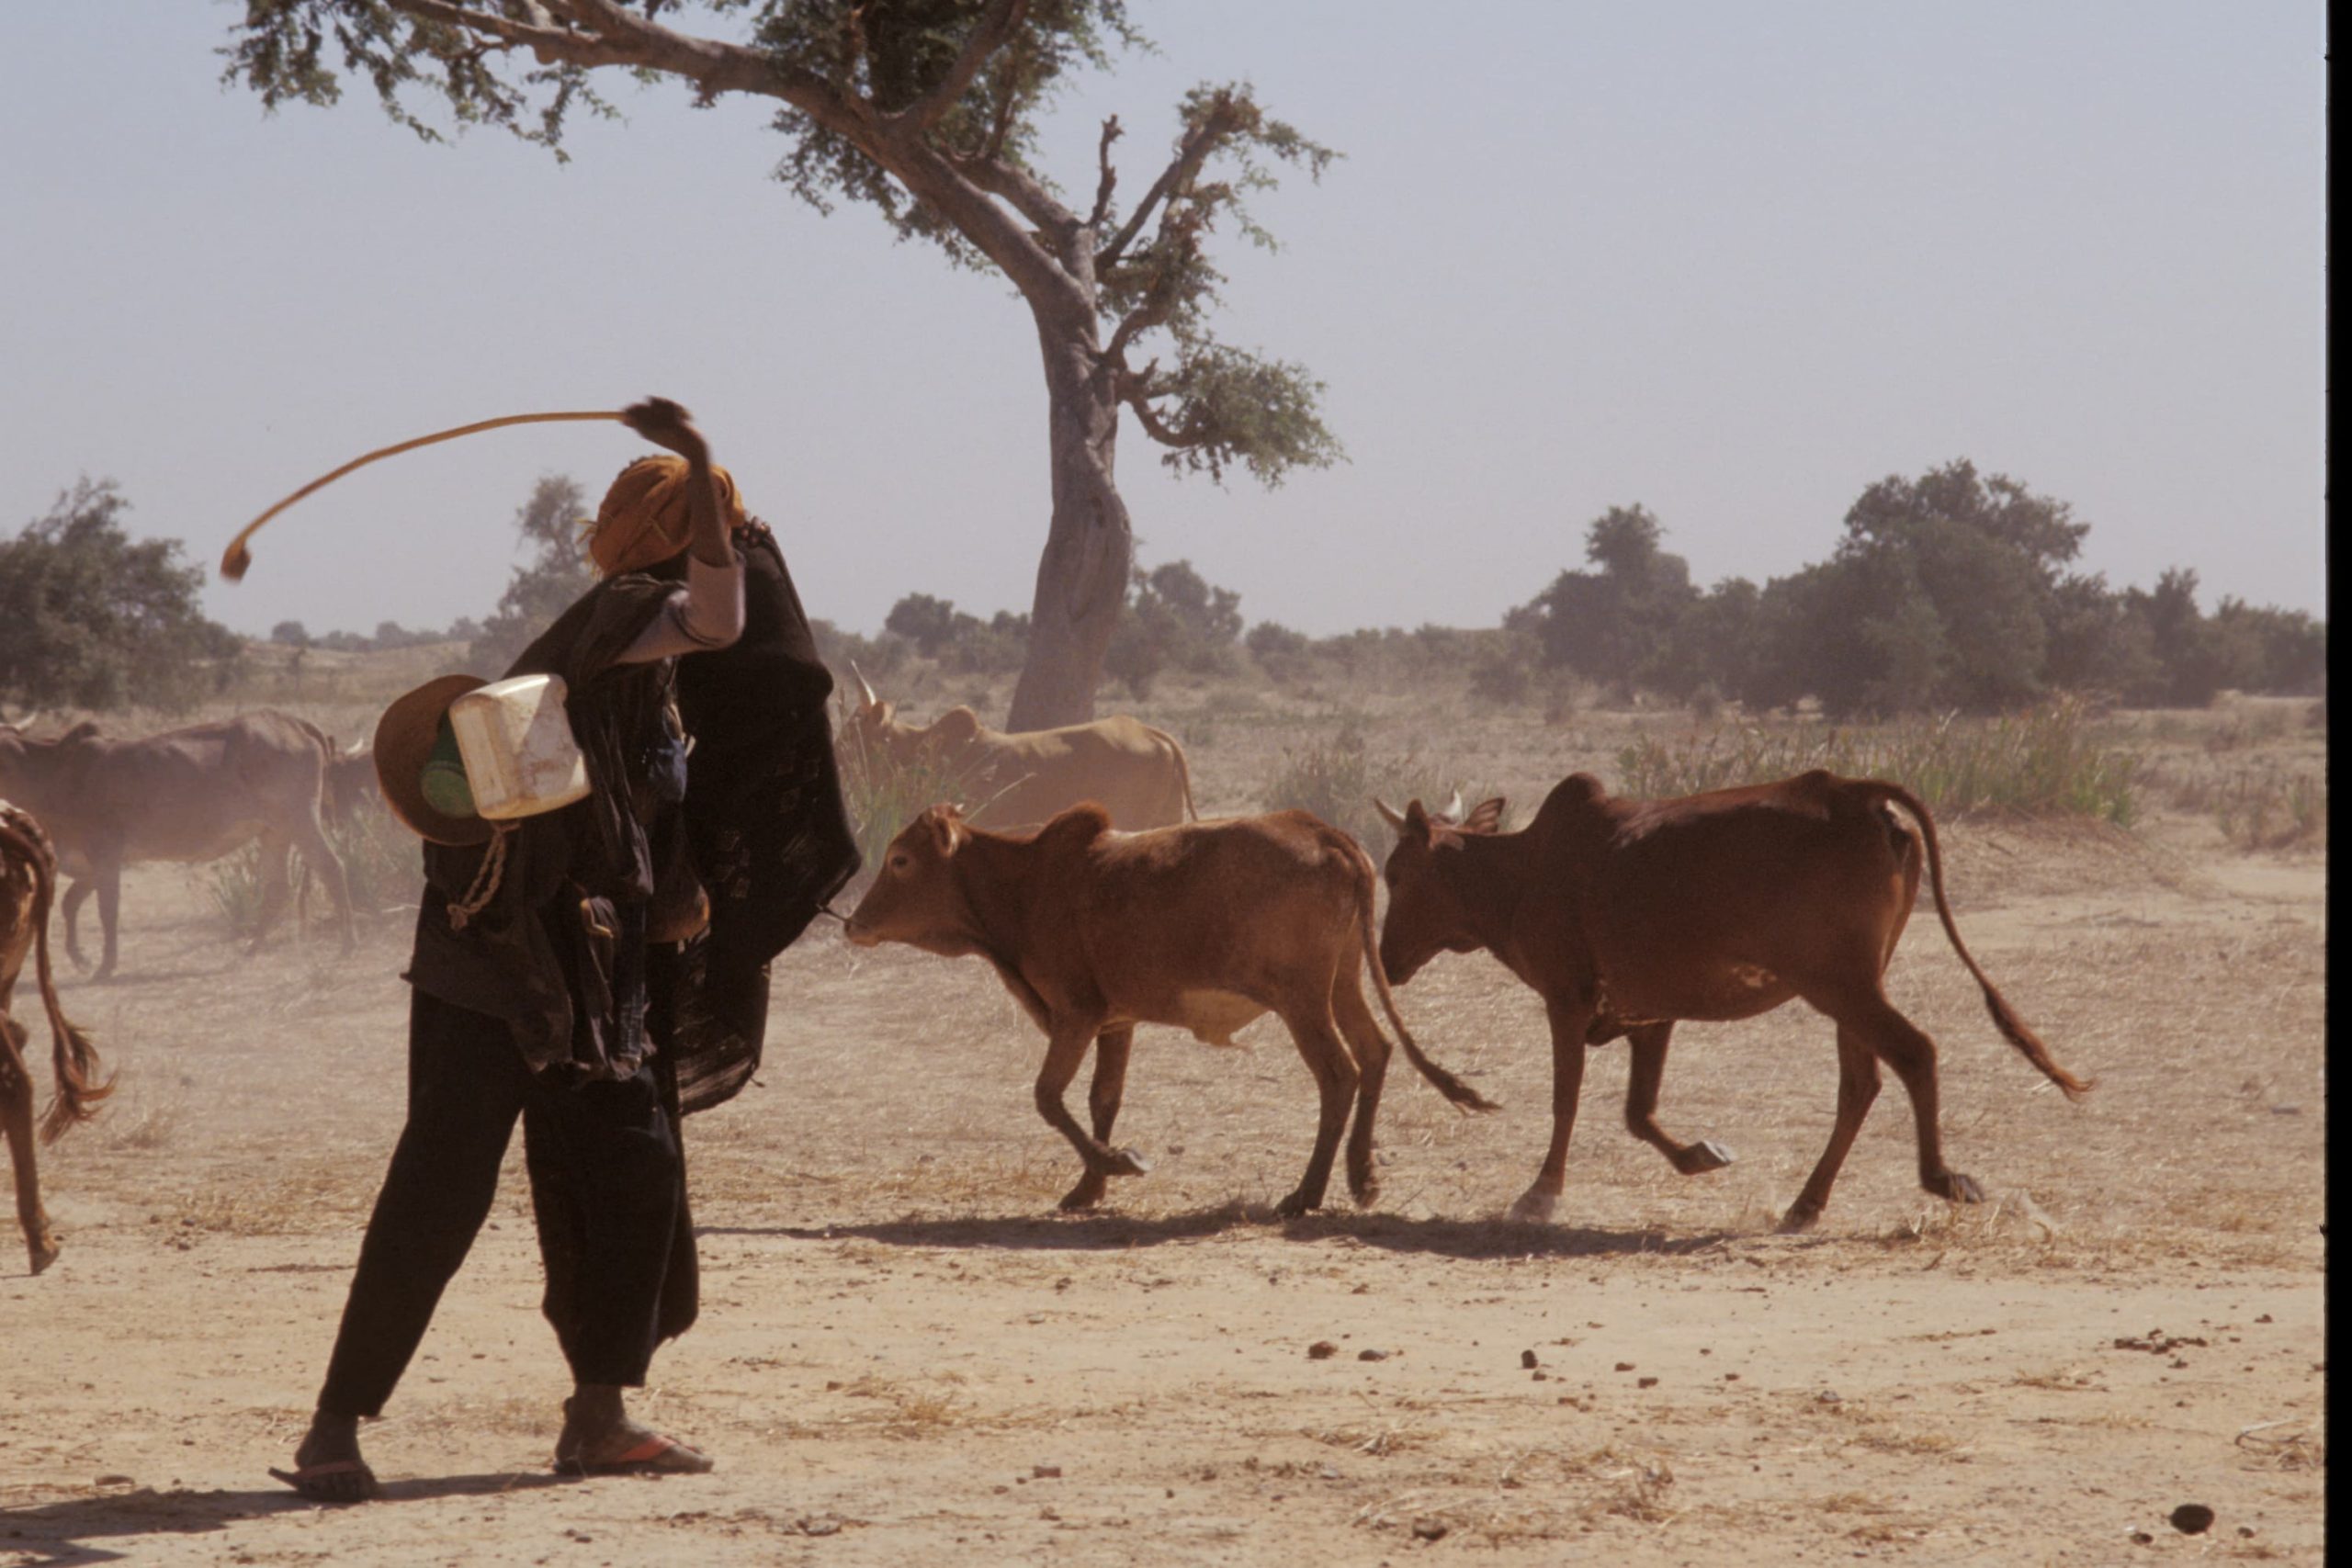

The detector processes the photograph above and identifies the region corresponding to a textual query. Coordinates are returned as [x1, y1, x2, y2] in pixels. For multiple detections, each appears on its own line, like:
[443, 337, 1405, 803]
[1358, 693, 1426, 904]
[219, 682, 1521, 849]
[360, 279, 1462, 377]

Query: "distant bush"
[0, 479, 243, 711]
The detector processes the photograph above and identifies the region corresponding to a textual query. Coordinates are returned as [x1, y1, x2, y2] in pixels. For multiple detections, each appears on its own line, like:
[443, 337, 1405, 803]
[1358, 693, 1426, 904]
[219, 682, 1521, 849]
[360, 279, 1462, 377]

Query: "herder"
[276, 398, 847, 1502]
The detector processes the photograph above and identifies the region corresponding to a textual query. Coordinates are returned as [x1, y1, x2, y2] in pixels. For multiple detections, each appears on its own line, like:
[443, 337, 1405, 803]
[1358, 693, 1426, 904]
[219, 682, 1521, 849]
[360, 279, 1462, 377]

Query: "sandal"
[268, 1458, 379, 1503]
[553, 1432, 714, 1477]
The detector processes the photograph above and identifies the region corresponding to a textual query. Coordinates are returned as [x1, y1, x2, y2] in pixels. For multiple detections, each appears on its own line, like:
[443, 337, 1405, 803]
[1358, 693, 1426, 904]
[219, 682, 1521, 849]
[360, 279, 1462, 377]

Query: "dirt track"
[0, 702, 2326, 1565]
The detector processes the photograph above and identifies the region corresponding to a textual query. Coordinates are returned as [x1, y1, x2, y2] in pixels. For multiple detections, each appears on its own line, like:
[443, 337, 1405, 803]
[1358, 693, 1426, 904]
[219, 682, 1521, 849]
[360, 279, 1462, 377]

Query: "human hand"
[620, 397, 710, 462]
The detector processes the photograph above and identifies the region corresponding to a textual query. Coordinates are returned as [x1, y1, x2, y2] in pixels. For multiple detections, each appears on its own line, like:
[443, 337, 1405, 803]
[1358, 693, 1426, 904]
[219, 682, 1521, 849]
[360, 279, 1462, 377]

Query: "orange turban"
[586, 455, 749, 576]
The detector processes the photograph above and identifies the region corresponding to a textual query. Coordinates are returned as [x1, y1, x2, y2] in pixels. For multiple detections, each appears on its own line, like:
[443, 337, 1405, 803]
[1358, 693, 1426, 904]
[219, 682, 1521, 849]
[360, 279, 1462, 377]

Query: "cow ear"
[924, 807, 963, 854]
[876, 700, 895, 726]
[1463, 796, 1508, 834]
[1401, 798, 1435, 843]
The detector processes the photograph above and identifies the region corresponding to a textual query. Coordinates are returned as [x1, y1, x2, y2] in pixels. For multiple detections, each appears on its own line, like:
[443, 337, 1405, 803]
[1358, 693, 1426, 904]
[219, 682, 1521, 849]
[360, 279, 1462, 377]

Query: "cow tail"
[1868, 782, 2092, 1100]
[0, 811, 112, 1142]
[293, 716, 340, 827]
[1154, 726, 1201, 822]
[1350, 843, 1498, 1113]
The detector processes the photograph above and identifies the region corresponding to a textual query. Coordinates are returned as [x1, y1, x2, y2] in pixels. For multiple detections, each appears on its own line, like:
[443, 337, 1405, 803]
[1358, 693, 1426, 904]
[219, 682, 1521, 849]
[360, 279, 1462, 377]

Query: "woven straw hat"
[374, 673, 493, 846]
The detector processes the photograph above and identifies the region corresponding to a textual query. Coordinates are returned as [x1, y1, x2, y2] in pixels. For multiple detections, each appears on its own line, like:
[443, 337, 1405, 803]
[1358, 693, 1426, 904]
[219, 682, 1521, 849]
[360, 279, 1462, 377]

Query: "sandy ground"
[0, 698, 2326, 1565]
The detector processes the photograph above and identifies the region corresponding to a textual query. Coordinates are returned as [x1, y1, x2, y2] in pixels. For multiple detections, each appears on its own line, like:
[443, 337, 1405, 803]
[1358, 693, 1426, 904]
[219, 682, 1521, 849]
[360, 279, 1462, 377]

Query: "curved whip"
[220, 409, 626, 581]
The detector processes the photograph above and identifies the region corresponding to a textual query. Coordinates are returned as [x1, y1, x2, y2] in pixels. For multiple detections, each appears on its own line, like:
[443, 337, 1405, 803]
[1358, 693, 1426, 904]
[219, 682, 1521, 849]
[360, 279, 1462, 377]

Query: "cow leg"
[1510, 991, 1594, 1224]
[1623, 1023, 1735, 1175]
[1836, 992, 1983, 1209]
[1779, 1022, 1883, 1233]
[1272, 1007, 1360, 1219]
[292, 814, 356, 955]
[1033, 1020, 1146, 1212]
[93, 863, 122, 982]
[60, 882, 91, 973]
[1330, 976, 1393, 1209]
[0, 1016, 58, 1275]
[1059, 1025, 1145, 1212]
[245, 832, 297, 955]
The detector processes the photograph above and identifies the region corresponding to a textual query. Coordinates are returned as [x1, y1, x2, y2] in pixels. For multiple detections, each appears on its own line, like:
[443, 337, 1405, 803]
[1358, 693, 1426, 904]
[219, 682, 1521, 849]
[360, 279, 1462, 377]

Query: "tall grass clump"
[2208, 765, 2328, 851]
[833, 729, 994, 886]
[200, 804, 424, 939]
[1614, 697, 2140, 825]
[1260, 727, 1492, 848]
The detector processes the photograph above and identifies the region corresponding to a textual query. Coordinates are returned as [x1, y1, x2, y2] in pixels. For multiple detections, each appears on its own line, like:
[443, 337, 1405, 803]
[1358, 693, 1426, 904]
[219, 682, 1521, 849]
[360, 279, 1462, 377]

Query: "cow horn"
[850, 661, 878, 710]
[1373, 797, 1408, 833]
[1442, 788, 1465, 823]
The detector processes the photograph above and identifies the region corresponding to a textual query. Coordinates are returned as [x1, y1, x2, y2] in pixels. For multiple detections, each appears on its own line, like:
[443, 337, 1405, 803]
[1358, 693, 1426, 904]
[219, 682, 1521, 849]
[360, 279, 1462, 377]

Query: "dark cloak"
[663, 523, 861, 1114]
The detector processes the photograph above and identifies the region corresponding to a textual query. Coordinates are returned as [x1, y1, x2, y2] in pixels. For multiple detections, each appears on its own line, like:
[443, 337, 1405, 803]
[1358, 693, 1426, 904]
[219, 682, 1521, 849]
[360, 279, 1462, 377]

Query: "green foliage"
[1518, 504, 1702, 699]
[878, 594, 1028, 673]
[1613, 698, 2140, 827]
[1104, 558, 1244, 697]
[469, 474, 596, 675]
[0, 479, 243, 711]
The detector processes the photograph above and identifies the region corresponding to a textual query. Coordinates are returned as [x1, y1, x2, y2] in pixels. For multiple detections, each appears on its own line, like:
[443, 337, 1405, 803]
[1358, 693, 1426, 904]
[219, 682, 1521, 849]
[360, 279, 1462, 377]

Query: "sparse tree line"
[0, 458, 2323, 718]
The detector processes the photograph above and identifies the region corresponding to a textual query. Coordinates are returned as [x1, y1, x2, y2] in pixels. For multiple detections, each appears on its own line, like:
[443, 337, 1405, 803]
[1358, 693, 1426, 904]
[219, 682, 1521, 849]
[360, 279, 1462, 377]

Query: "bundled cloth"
[587, 455, 751, 577]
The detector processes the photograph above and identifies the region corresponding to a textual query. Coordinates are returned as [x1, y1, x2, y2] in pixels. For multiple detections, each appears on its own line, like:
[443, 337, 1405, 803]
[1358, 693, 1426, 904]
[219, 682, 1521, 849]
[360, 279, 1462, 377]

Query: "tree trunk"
[1005, 323, 1135, 731]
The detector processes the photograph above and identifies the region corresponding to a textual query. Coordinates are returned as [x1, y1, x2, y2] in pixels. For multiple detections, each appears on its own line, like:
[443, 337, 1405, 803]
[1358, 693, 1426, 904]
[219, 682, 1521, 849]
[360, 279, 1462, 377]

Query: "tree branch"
[901, 0, 1029, 131]
[1098, 94, 1241, 265]
[1120, 383, 1206, 449]
[1087, 115, 1122, 229]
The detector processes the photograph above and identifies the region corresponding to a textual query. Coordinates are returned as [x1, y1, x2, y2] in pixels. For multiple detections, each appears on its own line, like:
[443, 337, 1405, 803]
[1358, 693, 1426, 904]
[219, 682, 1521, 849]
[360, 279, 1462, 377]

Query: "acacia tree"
[226, 0, 1341, 728]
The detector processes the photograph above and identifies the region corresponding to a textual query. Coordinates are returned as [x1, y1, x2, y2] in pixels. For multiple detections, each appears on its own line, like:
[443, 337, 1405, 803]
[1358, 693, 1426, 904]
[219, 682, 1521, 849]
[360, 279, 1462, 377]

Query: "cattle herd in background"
[0, 687, 2089, 1277]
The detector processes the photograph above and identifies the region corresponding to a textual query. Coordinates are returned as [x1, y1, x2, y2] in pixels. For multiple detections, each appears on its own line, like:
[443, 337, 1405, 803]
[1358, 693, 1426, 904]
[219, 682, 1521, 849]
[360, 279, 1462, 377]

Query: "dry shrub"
[1615, 697, 2139, 824]
[1259, 727, 1496, 848]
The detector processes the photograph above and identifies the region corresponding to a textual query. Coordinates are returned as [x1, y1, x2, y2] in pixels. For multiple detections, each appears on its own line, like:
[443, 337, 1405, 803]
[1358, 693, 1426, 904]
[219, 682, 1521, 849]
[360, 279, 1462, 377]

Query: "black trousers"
[317, 987, 692, 1419]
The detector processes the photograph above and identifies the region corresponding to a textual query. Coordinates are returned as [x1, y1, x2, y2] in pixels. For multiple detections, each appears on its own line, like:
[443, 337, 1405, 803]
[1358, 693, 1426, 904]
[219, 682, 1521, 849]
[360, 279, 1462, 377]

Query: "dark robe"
[664, 523, 861, 1114]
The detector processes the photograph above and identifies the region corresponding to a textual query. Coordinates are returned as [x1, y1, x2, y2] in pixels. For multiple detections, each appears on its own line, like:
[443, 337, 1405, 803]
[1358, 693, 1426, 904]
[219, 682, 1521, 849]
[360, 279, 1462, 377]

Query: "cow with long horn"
[840, 670, 1196, 831]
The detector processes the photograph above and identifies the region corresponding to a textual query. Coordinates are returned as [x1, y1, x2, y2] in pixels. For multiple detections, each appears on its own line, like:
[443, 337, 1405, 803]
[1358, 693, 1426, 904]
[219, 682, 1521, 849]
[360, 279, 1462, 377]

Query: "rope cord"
[447, 825, 514, 931]
[221, 409, 625, 581]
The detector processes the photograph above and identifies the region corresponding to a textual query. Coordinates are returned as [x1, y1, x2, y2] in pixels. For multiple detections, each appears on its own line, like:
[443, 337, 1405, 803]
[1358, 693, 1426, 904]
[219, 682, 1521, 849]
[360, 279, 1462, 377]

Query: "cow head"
[1373, 795, 1509, 983]
[844, 803, 980, 955]
[840, 665, 988, 776]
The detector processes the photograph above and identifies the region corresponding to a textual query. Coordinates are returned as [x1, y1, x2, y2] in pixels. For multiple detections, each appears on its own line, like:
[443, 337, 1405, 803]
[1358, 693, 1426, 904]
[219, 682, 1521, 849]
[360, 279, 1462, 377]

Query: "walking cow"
[846, 803, 1496, 1214]
[1373, 771, 2091, 1231]
[0, 712, 354, 978]
[0, 802, 111, 1274]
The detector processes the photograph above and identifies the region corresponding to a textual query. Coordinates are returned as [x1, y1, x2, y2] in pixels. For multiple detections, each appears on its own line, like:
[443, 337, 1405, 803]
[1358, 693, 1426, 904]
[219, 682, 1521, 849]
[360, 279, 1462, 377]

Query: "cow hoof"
[1677, 1140, 1736, 1175]
[1104, 1147, 1151, 1179]
[1350, 1179, 1381, 1210]
[1274, 1190, 1322, 1219]
[1934, 1171, 1985, 1205]
[1057, 1182, 1105, 1212]
[28, 1236, 59, 1277]
[1776, 1204, 1822, 1235]
[1505, 1190, 1558, 1225]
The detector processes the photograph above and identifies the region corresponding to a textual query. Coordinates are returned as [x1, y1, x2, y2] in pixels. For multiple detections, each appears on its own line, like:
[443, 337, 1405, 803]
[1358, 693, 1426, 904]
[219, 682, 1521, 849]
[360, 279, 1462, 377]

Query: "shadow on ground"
[0, 1473, 566, 1566]
[704, 1204, 1754, 1260]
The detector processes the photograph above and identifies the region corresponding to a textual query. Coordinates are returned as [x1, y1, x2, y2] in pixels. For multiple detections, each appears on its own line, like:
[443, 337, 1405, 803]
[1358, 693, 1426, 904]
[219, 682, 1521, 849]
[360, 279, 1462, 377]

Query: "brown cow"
[0, 802, 111, 1274]
[1374, 771, 2090, 1232]
[842, 667, 1196, 829]
[0, 712, 354, 979]
[845, 803, 1495, 1213]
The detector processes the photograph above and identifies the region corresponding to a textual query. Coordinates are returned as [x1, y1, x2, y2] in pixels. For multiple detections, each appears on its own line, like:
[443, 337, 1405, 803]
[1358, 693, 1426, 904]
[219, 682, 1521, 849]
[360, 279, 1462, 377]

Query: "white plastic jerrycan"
[447, 672, 592, 821]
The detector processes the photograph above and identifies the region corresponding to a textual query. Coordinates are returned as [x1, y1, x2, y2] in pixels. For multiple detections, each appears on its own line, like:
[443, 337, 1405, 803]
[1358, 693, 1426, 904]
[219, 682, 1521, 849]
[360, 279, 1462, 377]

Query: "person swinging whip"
[275, 397, 815, 1501]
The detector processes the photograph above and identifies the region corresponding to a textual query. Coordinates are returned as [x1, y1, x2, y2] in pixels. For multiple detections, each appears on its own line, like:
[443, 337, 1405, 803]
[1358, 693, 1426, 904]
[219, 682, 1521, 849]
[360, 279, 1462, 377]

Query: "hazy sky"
[1, 3, 2327, 644]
